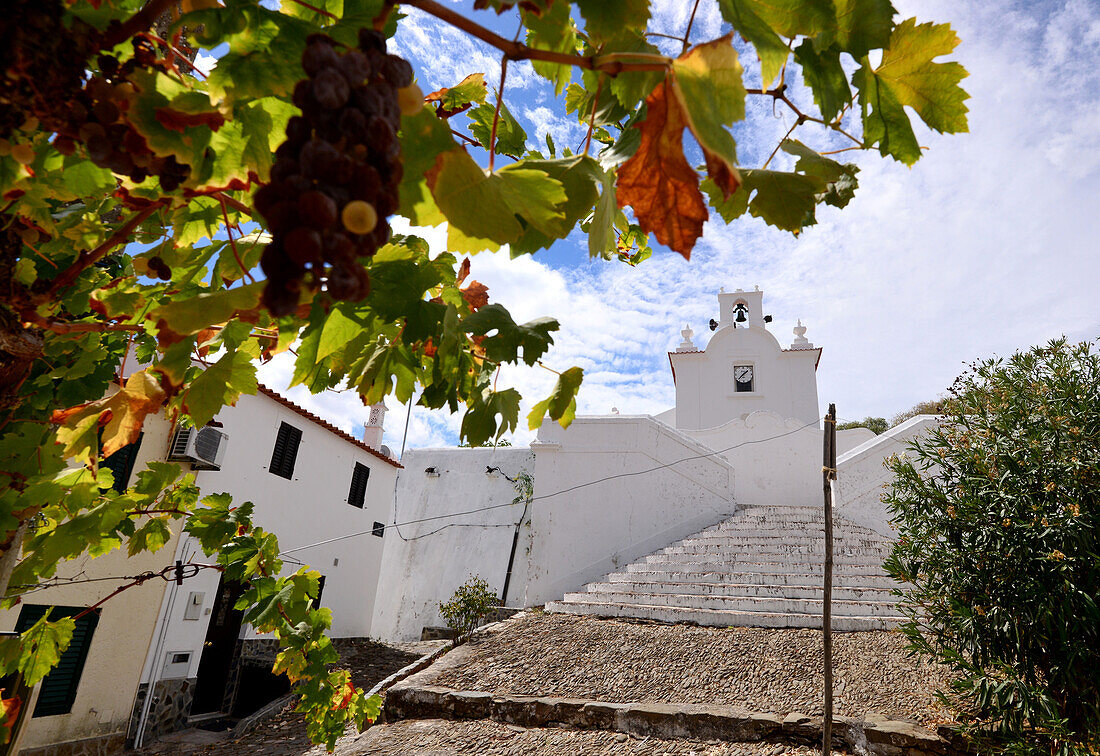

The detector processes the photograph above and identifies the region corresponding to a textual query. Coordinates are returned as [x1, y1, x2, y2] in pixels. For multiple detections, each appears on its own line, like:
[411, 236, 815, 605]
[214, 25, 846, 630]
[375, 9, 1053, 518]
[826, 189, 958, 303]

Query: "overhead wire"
[279, 418, 821, 555]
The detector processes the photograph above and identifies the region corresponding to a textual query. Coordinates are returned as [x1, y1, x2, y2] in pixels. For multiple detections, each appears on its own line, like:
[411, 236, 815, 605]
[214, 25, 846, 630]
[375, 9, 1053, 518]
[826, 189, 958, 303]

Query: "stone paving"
[426, 612, 954, 726]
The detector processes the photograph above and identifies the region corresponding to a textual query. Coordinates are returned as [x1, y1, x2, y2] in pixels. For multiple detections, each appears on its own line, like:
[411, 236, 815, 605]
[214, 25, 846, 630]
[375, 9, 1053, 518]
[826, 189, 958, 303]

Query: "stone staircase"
[546, 505, 905, 630]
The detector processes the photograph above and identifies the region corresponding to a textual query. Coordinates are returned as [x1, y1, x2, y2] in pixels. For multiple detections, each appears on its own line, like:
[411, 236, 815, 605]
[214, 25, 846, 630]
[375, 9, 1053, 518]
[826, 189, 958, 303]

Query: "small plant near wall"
[439, 575, 497, 640]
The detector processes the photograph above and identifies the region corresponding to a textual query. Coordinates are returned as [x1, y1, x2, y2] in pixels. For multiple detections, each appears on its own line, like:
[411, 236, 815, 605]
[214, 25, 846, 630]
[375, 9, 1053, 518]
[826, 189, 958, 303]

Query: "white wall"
[370, 447, 534, 642]
[683, 410, 820, 508]
[836, 427, 877, 455]
[833, 415, 940, 536]
[517, 415, 737, 606]
[671, 324, 820, 431]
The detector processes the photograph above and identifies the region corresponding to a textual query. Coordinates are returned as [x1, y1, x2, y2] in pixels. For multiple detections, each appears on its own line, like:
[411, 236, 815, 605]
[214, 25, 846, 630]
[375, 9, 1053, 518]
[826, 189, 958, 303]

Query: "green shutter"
[15, 606, 100, 717]
[268, 422, 302, 479]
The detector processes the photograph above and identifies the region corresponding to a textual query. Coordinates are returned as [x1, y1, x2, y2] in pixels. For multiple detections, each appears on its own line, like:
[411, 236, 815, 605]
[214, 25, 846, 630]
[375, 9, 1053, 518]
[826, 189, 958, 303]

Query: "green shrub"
[438, 575, 497, 639]
[837, 416, 889, 434]
[883, 338, 1100, 755]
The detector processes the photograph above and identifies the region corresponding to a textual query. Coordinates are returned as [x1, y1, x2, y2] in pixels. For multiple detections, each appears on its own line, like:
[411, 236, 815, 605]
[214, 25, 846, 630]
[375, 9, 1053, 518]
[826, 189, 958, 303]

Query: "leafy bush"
[884, 338, 1100, 755]
[837, 416, 889, 434]
[890, 398, 948, 427]
[439, 575, 497, 639]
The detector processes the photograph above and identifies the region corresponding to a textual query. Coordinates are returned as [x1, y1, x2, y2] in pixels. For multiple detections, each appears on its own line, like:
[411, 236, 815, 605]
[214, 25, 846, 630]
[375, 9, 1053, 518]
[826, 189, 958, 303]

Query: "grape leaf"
[587, 167, 617, 258]
[575, 0, 650, 42]
[703, 169, 819, 232]
[670, 35, 744, 199]
[398, 107, 457, 226]
[51, 370, 168, 459]
[468, 101, 528, 159]
[17, 615, 75, 686]
[527, 366, 583, 430]
[461, 387, 521, 446]
[615, 82, 708, 259]
[463, 304, 558, 367]
[183, 347, 258, 426]
[716, 0, 790, 87]
[853, 18, 969, 165]
[510, 156, 602, 256]
[793, 41, 850, 123]
[147, 282, 265, 345]
[425, 73, 488, 116]
[827, 0, 896, 58]
[523, 2, 577, 96]
[780, 139, 859, 208]
[603, 31, 663, 112]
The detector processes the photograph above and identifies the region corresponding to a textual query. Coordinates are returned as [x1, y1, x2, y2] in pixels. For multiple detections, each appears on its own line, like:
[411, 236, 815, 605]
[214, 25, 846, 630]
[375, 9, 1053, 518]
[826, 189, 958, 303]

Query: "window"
[15, 605, 100, 717]
[101, 433, 143, 493]
[734, 365, 754, 393]
[268, 422, 302, 479]
[372, 521, 386, 538]
[348, 462, 370, 508]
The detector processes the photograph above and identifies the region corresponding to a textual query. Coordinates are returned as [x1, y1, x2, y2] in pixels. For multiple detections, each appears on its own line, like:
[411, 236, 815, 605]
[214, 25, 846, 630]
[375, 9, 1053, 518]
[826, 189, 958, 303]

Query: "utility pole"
[822, 403, 837, 754]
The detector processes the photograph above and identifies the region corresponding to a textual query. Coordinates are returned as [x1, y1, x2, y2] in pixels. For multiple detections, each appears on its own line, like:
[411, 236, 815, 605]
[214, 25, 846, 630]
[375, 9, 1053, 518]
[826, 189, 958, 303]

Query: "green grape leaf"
[716, 0, 790, 87]
[587, 167, 617, 258]
[780, 139, 859, 208]
[671, 34, 745, 199]
[602, 31, 664, 112]
[827, 0, 896, 58]
[703, 169, 820, 232]
[128, 516, 172, 555]
[183, 347, 258, 426]
[398, 106, 457, 226]
[17, 615, 75, 686]
[468, 101, 528, 159]
[793, 41, 850, 123]
[510, 156, 602, 256]
[523, 2, 577, 95]
[527, 366, 584, 430]
[575, 0, 650, 42]
[203, 8, 312, 103]
[464, 304, 558, 367]
[853, 18, 969, 165]
[461, 387, 521, 446]
[147, 282, 264, 345]
[424, 73, 489, 115]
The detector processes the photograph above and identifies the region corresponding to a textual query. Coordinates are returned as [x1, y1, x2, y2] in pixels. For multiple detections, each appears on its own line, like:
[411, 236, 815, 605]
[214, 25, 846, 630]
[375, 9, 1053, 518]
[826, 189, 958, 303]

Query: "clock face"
[735, 366, 753, 383]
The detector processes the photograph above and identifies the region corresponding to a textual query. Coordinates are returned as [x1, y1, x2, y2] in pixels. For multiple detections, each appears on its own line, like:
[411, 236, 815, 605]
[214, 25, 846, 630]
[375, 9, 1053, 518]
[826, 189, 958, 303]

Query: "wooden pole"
[822, 404, 837, 754]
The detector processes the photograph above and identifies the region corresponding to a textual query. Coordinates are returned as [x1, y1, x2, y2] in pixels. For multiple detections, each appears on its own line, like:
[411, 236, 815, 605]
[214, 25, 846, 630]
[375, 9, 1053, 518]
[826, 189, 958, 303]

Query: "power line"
[279, 418, 819, 555]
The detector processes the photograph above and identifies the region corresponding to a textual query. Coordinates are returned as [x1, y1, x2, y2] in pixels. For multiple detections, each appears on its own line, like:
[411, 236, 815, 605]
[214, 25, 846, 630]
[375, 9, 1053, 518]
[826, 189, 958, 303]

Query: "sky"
[249, 0, 1100, 453]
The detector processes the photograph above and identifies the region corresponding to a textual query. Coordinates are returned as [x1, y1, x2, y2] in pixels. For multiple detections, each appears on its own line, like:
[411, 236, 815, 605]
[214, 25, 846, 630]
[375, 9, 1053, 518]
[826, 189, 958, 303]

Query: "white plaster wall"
[672, 324, 820, 431]
[0, 414, 178, 750]
[370, 448, 534, 642]
[836, 427, 877, 455]
[682, 410, 821, 508]
[833, 415, 940, 537]
[518, 416, 737, 606]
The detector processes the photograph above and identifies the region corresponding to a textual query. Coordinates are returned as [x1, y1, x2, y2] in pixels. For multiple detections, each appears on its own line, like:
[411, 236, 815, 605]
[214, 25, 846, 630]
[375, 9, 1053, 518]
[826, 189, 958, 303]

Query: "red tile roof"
[256, 384, 402, 468]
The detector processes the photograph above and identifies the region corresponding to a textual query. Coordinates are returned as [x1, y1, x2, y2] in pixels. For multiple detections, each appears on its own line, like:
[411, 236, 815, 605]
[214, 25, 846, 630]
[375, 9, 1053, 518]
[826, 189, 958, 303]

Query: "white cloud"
[192, 52, 217, 76]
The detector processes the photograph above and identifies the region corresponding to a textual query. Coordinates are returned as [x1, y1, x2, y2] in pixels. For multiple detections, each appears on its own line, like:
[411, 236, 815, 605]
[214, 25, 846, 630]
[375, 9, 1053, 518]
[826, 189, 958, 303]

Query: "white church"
[370, 287, 937, 640]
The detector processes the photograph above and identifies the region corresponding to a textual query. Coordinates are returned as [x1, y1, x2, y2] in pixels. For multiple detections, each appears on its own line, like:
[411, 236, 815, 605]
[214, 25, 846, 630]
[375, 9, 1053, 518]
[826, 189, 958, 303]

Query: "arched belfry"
[669, 287, 821, 430]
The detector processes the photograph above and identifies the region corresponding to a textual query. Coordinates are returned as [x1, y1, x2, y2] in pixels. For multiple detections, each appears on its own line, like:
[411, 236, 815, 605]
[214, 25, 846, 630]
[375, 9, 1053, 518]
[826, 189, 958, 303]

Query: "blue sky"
[242, 0, 1100, 451]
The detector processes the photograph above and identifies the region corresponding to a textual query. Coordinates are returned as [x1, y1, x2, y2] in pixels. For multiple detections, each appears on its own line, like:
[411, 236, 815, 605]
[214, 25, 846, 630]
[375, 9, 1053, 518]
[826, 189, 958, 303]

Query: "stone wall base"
[18, 732, 125, 756]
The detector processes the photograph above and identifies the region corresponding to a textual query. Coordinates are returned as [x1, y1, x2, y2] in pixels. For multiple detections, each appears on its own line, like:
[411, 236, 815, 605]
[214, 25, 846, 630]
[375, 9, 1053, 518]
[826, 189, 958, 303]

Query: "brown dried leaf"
[461, 280, 490, 311]
[615, 81, 708, 259]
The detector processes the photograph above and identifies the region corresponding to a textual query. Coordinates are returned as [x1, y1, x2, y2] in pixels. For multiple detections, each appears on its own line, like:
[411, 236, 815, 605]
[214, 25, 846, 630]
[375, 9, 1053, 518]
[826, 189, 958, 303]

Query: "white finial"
[719, 286, 726, 293]
[791, 319, 813, 349]
[676, 324, 696, 351]
[754, 284, 760, 291]
[611, 407, 620, 414]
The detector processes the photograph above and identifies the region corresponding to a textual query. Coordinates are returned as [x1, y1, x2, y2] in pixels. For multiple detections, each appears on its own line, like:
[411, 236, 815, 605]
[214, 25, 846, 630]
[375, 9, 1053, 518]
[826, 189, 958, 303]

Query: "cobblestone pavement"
[427, 612, 955, 726]
[346, 719, 848, 755]
[134, 639, 445, 756]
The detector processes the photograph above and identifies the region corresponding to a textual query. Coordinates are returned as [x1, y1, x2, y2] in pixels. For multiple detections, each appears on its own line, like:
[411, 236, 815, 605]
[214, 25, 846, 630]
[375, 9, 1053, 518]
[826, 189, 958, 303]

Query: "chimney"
[363, 401, 387, 450]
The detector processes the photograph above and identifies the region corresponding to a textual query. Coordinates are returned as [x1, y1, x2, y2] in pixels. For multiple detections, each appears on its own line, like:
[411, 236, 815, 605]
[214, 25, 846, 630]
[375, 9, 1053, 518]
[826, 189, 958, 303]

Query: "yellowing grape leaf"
[575, 0, 650, 42]
[51, 370, 167, 459]
[615, 81, 708, 259]
[147, 282, 265, 346]
[716, 0, 790, 87]
[854, 18, 969, 165]
[526, 366, 583, 430]
[523, 1, 576, 96]
[670, 35, 744, 199]
[425, 73, 488, 117]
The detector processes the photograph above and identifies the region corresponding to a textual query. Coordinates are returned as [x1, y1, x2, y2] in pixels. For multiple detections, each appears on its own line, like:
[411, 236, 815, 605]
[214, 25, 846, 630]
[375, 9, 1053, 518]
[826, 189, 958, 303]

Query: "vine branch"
[746, 85, 864, 147]
[101, 0, 179, 50]
[488, 58, 508, 172]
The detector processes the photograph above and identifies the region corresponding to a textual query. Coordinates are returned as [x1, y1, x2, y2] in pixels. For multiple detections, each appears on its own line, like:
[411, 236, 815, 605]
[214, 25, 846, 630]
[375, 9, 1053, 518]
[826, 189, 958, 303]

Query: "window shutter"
[16, 606, 100, 717]
[268, 422, 302, 479]
[101, 433, 143, 493]
[347, 462, 370, 508]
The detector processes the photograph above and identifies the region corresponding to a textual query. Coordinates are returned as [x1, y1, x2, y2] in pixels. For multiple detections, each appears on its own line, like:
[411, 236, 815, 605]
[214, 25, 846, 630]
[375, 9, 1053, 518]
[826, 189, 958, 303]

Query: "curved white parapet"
[833, 415, 941, 537]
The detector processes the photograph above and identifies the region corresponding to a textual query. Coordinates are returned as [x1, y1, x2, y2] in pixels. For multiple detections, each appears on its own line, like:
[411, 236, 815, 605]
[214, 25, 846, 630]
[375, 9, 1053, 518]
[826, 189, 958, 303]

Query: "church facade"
[371, 287, 935, 640]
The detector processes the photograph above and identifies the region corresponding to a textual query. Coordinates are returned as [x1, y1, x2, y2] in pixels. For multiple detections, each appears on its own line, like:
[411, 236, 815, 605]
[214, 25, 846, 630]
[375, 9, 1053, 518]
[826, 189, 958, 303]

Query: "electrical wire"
[279, 418, 820, 555]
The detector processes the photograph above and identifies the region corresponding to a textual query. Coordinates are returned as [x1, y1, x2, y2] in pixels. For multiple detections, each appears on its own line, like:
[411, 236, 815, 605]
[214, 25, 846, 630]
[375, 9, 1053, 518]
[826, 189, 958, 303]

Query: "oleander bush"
[884, 338, 1100, 755]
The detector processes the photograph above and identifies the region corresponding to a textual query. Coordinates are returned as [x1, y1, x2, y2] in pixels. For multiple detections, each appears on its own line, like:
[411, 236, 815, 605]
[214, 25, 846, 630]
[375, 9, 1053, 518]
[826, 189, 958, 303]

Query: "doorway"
[190, 577, 244, 716]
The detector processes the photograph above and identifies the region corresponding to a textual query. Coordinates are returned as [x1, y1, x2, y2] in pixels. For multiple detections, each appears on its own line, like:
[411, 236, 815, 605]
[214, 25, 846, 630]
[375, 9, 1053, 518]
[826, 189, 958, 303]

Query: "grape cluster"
[256, 30, 420, 316]
[0, 0, 96, 138]
[53, 40, 191, 191]
[147, 256, 172, 281]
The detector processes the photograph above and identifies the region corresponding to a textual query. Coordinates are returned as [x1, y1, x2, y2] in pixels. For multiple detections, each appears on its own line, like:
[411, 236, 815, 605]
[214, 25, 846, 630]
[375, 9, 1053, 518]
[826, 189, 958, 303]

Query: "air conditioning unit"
[167, 426, 228, 470]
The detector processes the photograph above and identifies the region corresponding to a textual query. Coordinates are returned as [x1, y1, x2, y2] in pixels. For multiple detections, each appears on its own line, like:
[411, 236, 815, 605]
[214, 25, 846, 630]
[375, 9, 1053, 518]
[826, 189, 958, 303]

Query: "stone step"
[663, 540, 892, 557]
[709, 516, 883, 532]
[626, 560, 890, 576]
[644, 551, 889, 567]
[560, 590, 902, 618]
[693, 525, 886, 540]
[609, 569, 899, 589]
[587, 580, 898, 602]
[544, 600, 905, 631]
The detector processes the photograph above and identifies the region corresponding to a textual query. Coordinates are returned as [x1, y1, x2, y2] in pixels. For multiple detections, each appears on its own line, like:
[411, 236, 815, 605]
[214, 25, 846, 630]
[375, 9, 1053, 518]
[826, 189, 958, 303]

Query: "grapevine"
[256, 30, 421, 316]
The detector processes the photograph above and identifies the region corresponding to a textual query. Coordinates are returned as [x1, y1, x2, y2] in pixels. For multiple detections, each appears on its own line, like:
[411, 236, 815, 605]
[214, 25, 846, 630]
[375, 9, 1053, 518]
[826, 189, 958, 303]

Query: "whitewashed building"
[372, 287, 935, 640]
[2, 384, 400, 754]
